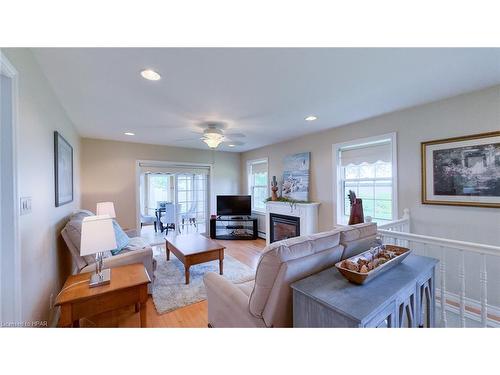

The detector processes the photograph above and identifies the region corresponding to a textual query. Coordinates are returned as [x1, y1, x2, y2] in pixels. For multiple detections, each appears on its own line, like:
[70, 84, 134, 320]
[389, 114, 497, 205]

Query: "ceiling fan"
[176, 123, 246, 149]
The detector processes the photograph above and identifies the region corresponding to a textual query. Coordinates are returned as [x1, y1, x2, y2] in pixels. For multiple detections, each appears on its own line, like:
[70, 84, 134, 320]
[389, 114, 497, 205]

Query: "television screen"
[217, 195, 252, 216]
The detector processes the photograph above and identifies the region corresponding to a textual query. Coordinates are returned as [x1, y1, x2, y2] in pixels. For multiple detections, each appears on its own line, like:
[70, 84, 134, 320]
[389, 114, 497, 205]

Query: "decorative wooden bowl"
[335, 244, 411, 285]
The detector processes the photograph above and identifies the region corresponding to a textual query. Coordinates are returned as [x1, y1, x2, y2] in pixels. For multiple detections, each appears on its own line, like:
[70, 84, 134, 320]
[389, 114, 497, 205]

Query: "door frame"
[0, 50, 22, 324]
[135, 160, 213, 233]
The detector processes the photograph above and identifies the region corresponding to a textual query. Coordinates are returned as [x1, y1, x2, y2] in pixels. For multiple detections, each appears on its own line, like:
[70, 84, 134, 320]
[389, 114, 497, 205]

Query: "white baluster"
[459, 250, 466, 327]
[440, 246, 447, 328]
[480, 254, 488, 327]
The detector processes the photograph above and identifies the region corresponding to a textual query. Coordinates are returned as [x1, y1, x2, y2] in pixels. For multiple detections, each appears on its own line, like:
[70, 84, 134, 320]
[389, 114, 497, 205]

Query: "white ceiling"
[33, 48, 500, 152]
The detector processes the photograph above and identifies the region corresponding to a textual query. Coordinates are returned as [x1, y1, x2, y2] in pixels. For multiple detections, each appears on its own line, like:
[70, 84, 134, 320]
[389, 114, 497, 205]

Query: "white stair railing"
[377, 209, 500, 328]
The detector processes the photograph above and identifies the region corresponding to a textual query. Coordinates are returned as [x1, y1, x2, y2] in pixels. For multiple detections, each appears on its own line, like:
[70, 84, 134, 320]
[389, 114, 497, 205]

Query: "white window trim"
[246, 157, 269, 214]
[332, 132, 398, 225]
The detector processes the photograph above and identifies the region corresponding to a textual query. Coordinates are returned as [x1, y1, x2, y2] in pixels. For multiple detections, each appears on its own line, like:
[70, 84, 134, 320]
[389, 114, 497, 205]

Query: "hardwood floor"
[79, 238, 266, 328]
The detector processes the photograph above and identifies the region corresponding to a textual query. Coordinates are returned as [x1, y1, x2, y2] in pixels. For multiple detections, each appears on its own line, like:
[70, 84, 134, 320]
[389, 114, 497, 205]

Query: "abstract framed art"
[421, 131, 500, 208]
[54, 131, 73, 207]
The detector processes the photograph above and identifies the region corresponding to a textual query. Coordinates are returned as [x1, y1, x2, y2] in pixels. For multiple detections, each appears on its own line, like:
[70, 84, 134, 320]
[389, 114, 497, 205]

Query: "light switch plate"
[20, 197, 32, 215]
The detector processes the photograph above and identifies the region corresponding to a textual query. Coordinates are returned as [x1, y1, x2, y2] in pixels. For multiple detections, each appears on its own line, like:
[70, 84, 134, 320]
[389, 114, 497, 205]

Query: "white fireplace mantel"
[265, 201, 320, 245]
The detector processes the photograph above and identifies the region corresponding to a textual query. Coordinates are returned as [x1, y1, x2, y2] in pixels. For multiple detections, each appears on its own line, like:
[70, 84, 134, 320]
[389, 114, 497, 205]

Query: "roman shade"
[250, 161, 268, 174]
[340, 141, 392, 166]
[139, 162, 210, 175]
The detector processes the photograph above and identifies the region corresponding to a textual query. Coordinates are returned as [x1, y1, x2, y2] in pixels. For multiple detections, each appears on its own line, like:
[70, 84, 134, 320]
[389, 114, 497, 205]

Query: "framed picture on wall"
[282, 152, 310, 201]
[54, 131, 73, 207]
[421, 131, 500, 208]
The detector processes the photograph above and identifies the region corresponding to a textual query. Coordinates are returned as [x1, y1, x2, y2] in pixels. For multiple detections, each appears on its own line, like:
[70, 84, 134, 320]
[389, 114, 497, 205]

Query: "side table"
[55, 263, 151, 327]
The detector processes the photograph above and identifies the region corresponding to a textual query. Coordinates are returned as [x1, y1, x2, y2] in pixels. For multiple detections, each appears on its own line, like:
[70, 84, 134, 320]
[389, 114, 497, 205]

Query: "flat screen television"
[217, 195, 252, 216]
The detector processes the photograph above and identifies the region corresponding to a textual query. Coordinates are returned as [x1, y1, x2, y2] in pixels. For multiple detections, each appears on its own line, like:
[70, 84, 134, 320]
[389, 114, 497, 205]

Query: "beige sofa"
[203, 222, 378, 328]
[61, 210, 156, 293]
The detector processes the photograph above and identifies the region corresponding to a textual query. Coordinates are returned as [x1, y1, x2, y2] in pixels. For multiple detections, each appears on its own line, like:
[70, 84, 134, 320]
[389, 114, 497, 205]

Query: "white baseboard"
[436, 288, 500, 328]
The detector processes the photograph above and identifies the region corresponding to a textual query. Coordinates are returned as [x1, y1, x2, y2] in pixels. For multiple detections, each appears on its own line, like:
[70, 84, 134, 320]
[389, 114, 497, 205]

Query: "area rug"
[152, 246, 255, 314]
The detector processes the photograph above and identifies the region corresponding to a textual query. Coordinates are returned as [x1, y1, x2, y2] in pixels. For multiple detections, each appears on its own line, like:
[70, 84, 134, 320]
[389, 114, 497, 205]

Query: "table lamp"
[96, 201, 116, 218]
[80, 215, 117, 287]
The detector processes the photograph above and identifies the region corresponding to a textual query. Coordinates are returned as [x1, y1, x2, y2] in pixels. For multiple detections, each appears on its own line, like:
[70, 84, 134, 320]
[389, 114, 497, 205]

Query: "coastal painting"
[422, 132, 500, 208]
[282, 152, 310, 201]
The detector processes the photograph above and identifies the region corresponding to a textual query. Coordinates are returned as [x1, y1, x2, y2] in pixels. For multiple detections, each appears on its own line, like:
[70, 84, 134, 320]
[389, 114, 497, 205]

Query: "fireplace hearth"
[269, 213, 300, 243]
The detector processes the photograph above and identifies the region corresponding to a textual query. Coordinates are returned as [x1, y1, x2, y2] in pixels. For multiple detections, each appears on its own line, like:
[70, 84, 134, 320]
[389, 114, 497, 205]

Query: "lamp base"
[89, 268, 111, 288]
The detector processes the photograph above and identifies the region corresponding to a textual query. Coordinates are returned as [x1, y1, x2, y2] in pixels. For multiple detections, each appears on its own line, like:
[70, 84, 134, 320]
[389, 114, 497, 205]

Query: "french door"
[174, 173, 209, 234]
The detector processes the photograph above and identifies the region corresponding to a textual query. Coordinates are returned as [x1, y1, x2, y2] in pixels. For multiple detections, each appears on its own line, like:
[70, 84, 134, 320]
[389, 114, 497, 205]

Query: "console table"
[210, 216, 258, 240]
[291, 255, 438, 328]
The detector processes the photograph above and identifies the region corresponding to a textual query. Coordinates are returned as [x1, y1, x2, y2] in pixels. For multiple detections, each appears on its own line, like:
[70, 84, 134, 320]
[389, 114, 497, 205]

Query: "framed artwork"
[421, 131, 500, 208]
[54, 131, 73, 207]
[282, 152, 310, 201]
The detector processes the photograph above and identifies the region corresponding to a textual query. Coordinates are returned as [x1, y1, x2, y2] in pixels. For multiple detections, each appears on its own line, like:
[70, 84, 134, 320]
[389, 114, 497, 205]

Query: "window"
[334, 133, 397, 224]
[146, 173, 172, 214]
[247, 158, 268, 213]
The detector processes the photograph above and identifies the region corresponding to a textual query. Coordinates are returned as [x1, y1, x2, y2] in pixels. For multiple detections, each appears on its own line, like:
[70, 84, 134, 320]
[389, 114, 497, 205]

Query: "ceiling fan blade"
[222, 140, 245, 146]
[174, 137, 202, 142]
[224, 133, 246, 138]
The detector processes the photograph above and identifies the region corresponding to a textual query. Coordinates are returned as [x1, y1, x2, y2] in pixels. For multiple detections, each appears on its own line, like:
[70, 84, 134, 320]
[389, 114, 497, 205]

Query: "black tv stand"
[210, 216, 258, 240]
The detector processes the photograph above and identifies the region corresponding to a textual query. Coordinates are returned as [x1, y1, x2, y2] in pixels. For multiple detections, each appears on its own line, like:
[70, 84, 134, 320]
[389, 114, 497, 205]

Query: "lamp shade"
[96, 201, 116, 218]
[80, 215, 117, 257]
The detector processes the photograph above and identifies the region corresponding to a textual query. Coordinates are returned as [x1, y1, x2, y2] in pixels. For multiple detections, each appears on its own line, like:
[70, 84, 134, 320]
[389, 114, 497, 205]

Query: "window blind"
[340, 141, 392, 166]
[250, 161, 267, 174]
[139, 163, 210, 175]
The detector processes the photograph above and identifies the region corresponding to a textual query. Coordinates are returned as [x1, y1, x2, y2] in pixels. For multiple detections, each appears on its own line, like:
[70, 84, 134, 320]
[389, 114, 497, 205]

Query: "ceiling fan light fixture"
[203, 137, 223, 149]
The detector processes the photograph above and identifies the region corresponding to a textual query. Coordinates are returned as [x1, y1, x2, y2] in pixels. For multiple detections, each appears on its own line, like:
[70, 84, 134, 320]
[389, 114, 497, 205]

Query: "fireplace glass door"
[270, 213, 300, 243]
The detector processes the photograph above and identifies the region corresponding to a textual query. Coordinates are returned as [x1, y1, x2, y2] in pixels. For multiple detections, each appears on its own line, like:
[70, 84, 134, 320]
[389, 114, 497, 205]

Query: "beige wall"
[3, 48, 81, 324]
[241, 85, 500, 247]
[81, 138, 241, 229]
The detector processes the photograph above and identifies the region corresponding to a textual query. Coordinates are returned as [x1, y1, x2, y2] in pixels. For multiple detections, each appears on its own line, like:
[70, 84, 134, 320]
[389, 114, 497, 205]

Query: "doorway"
[136, 161, 211, 242]
[0, 51, 21, 325]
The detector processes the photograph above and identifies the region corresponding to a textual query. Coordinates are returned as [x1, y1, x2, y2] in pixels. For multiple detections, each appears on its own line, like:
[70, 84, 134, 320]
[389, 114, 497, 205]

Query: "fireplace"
[269, 213, 300, 243]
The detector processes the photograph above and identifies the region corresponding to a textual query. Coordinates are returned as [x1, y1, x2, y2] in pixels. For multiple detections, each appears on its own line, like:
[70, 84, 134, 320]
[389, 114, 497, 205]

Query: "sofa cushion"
[340, 222, 379, 259]
[249, 229, 342, 319]
[124, 236, 149, 251]
[236, 279, 255, 297]
[64, 210, 95, 269]
[339, 222, 377, 242]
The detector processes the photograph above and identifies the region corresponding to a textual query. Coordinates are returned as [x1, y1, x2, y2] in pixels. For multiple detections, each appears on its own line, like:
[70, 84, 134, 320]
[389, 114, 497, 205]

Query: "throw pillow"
[111, 220, 130, 255]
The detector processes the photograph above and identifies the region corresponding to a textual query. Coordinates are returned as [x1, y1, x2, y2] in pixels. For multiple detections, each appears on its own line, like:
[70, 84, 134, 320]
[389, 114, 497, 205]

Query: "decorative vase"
[348, 190, 364, 225]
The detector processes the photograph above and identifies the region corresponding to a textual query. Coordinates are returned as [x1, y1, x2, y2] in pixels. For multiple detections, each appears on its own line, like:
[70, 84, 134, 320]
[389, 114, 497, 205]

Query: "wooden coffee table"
[165, 234, 225, 284]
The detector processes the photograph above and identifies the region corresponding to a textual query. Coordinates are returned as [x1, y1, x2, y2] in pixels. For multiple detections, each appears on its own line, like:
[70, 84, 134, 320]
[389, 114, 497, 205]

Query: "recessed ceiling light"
[140, 69, 161, 81]
[228, 144, 236, 147]
[305, 115, 318, 121]
[124, 132, 135, 136]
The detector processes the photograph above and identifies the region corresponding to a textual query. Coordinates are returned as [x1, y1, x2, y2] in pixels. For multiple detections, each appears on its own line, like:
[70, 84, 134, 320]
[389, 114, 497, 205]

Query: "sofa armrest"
[81, 247, 155, 291]
[203, 272, 266, 328]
